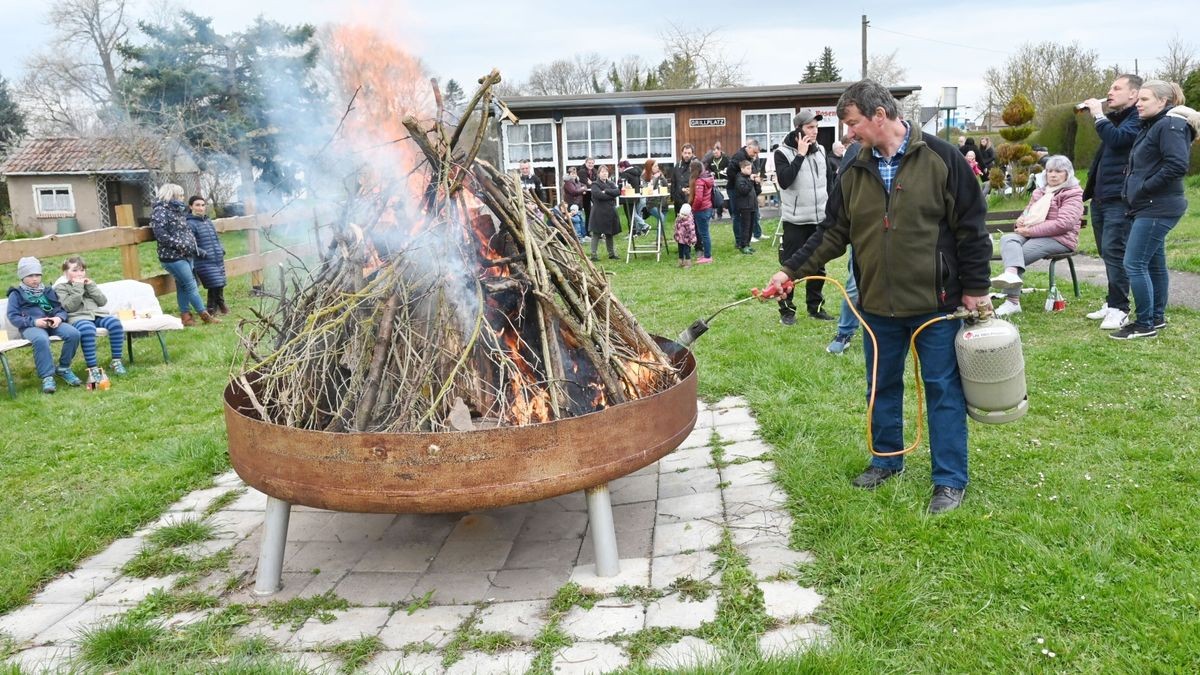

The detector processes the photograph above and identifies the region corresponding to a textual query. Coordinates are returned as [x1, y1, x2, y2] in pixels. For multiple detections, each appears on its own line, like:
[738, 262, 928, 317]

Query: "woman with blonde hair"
[151, 183, 218, 325]
[1110, 80, 1199, 339]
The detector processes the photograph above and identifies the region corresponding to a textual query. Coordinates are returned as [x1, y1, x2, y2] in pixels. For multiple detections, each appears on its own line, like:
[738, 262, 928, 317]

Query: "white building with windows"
[496, 82, 920, 201]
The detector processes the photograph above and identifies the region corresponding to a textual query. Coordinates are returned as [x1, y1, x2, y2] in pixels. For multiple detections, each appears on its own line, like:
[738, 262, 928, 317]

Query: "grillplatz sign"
[688, 117, 726, 128]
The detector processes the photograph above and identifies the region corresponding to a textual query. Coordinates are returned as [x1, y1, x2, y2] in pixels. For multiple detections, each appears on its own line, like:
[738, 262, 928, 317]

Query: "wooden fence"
[0, 205, 319, 296]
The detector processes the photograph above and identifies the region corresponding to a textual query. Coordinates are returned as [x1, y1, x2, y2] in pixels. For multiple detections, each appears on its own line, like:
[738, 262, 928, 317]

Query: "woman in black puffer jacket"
[1113, 80, 1200, 340]
[186, 196, 229, 315]
[151, 183, 218, 326]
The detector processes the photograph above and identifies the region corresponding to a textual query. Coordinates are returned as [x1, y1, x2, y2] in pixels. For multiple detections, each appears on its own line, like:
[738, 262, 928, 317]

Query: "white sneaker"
[990, 271, 1023, 290]
[994, 300, 1022, 317]
[1086, 303, 1110, 320]
[1100, 309, 1128, 330]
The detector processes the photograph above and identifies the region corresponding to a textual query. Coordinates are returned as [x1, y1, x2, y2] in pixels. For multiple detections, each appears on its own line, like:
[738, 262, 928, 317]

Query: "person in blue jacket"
[1080, 74, 1143, 329]
[186, 196, 229, 315]
[1110, 80, 1199, 339]
[6, 257, 82, 393]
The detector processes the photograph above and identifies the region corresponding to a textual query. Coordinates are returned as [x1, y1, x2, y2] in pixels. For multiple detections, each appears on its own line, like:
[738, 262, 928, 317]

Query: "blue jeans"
[693, 208, 713, 258]
[162, 258, 207, 315]
[862, 310, 969, 489]
[1124, 214, 1179, 327]
[728, 190, 742, 243]
[837, 253, 861, 337]
[22, 324, 81, 378]
[1093, 200, 1131, 312]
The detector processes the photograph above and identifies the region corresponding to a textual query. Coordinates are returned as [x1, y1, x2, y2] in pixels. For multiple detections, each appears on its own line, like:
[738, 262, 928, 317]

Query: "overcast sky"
[0, 0, 1190, 120]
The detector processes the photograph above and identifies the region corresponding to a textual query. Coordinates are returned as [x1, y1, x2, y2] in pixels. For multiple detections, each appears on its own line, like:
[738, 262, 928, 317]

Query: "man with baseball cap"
[773, 110, 834, 324]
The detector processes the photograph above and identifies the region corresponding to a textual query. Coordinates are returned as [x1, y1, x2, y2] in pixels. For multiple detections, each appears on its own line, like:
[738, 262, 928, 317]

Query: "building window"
[33, 184, 75, 217]
[562, 116, 616, 167]
[503, 119, 556, 169]
[622, 114, 675, 163]
[742, 109, 795, 153]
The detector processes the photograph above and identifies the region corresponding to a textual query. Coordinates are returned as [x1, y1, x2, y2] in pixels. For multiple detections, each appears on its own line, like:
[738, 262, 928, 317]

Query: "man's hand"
[796, 136, 812, 155]
[962, 294, 992, 313]
[1082, 98, 1104, 117]
[769, 271, 791, 289]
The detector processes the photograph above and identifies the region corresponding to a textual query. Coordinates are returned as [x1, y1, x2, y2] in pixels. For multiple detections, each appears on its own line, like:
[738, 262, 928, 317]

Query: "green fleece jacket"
[781, 125, 991, 317]
[52, 279, 109, 323]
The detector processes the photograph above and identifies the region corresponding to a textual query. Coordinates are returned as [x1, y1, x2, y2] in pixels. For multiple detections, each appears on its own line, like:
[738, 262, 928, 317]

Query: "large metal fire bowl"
[224, 338, 697, 593]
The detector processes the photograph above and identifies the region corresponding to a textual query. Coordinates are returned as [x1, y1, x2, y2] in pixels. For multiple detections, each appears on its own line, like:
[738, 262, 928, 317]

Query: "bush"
[1074, 115, 1102, 169]
[1191, 141, 1200, 176]
[1029, 104, 1080, 158]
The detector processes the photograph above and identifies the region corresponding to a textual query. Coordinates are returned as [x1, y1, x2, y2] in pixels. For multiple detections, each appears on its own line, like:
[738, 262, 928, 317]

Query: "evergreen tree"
[801, 47, 841, 83]
[656, 55, 698, 90]
[0, 74, 26, 150]
[443, 79, 465, 112]
[118, 12, 319, 199]
[591, 73, 604, 93]
[607, 64, 623, 92]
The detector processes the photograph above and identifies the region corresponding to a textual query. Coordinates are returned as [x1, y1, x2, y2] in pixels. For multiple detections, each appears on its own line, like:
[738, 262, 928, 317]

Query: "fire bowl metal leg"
[254, 496, 292, 596]
[585, 484, 620, 577]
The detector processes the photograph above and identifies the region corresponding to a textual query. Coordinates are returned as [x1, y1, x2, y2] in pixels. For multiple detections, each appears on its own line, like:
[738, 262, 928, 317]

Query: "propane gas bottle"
[955, 317, 1028, 423]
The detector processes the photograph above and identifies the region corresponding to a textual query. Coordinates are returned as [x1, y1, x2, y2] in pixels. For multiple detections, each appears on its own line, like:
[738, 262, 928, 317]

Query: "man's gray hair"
[745, 139, 760, 148]
[836, 79, 900, 121]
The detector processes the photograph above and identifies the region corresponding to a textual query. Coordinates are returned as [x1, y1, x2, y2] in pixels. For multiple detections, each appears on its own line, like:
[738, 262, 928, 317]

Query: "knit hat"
[679, 204, 692, 217]
[16, 257, 42, 280]
[793, 110, 823, 127]
[569, 204, 580, 212]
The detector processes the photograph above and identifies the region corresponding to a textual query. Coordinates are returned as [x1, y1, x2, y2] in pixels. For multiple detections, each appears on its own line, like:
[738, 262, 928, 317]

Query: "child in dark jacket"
[733, 160, 762, 253]
[186, 196, 229, 314]
[53, 256, 126, 387]
[6, 257, 82, 393]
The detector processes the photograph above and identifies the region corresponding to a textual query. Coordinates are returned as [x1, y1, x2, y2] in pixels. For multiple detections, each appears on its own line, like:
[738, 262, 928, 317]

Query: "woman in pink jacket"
[990, 155, 1085, 316]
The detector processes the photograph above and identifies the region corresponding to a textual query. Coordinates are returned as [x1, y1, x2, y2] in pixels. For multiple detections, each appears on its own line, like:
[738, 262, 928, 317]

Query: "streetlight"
[939, 86, 958, 142]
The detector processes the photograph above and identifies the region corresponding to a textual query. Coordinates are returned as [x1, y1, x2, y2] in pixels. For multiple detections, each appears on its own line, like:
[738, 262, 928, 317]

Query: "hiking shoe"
[42, 376, 57, 394]
[780, 313, 797, 326]
[994, 300, 1022, 317]
[1109, 323, 1157, 340]
[990, 271, 1023, 290]
[827, 333, 853, 354]
[1100, 309, 1128, 330]
[1086, 302, 1110, 320]
[56, 367, 82, 387]
[929, 485, 966, 514]
[851, 466, 904, 489]
[740, 246, 754, 254]
[809, 309, 834, 321]
[111, 359, 127, 376]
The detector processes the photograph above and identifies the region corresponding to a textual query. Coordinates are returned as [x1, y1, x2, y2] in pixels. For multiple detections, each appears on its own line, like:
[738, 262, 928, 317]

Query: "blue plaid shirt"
[872, 122, 911, 193]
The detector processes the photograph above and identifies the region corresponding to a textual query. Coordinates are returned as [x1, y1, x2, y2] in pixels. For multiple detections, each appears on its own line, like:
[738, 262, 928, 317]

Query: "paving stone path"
[1, 396, 829, 674]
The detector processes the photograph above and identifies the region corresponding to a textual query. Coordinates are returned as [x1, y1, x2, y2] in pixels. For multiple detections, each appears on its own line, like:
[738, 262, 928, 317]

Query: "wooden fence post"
[114, 204, 140, 280]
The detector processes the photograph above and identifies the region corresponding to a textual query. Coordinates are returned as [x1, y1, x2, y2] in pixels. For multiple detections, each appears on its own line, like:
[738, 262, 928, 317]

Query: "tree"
[119, 12, 320, 202]
[1183, 68, 1200, 110]
[443, 79, 465, 112]
[0, 74, 28, 150]
[809, 47, 842, 83]
[983, 42, 1106, 122]
[656, 53, 698, 90]
[657, 24, 746, 88]
[991, 94, 1038, 194]
[19, 0, 131, 133]
[1157, 35, 1197, 83]
[525, 53, 607, 96]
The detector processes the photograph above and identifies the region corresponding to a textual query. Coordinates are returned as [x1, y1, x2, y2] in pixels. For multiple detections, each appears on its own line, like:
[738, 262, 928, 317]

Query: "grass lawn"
[1, 207, 1198, 671]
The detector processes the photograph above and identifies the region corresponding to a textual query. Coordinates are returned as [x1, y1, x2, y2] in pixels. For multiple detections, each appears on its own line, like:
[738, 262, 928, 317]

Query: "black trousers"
[206, 286, 226, 312]
[778, 222, 826, 315]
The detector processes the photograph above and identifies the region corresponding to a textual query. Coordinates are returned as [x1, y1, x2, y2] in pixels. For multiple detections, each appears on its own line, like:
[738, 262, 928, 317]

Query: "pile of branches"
[235, 70, 679, 433]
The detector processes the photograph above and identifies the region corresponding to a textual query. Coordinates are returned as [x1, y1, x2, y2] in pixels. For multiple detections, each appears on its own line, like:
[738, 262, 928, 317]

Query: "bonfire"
[234, 68, 679, 434]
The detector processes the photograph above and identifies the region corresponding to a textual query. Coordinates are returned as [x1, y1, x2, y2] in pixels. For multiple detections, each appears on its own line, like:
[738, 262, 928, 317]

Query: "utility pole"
[861, 15, 869, 79]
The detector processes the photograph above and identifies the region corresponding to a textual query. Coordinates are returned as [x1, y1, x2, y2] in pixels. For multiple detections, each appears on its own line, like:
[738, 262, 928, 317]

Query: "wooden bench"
[1, 280, 183, 397]
[985, 205, 1089, 298]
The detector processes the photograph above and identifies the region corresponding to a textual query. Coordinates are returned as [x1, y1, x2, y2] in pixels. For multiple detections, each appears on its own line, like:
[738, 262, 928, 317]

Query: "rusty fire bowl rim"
[224, 338, 698, 513]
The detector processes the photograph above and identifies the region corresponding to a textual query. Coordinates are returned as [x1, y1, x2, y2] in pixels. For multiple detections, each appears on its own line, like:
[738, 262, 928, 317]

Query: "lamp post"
[940, 86, 958, 142]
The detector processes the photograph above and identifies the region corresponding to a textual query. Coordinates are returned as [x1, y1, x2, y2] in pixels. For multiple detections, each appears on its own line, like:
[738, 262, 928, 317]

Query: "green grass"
[2, 200, 1200, 671]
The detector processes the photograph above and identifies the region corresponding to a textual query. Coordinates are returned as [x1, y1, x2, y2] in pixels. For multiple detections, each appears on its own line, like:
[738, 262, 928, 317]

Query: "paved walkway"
[1026, 253, 1200, 311]
[1, 397, 828, 674]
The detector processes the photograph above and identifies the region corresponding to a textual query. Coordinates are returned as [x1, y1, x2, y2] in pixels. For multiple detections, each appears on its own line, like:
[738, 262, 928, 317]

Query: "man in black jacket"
[726, 140, 761, 242]
[1079, 73, 1143, 329]
[670, 144, 695, 216]
[518, 160, 545, 203]
[767, 80, 991, 514]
